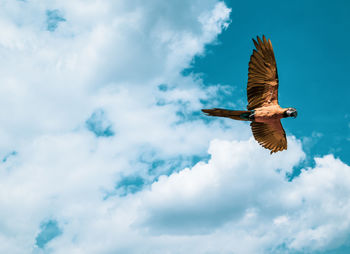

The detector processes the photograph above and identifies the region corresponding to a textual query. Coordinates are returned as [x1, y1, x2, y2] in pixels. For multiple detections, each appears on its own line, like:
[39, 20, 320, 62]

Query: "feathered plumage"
[202, 35, 297, 154]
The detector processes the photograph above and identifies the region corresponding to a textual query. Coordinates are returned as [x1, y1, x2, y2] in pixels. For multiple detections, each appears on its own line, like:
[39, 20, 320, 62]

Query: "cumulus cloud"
[133, 140, 350, 254]
[139, 137, 305, 235]
[0, 1, 349, 254]
[24, 138, 349, 254]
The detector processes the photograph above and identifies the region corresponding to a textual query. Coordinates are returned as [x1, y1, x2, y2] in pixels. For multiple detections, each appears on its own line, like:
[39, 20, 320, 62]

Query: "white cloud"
[25, 138, 350, 254]
[0, 1, 349, 254]
[138, 137, 305, 235]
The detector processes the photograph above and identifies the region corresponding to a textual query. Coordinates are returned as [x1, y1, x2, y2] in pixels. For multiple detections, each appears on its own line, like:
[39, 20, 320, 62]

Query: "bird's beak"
[291, 111, 298, 118]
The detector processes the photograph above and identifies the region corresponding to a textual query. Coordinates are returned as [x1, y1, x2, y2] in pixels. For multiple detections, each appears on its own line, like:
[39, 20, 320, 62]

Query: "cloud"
[130, 141, 348, 254]
[27, 137, 349, 254]
[0, 1, 349, 254]
[138, 137, 305, 235]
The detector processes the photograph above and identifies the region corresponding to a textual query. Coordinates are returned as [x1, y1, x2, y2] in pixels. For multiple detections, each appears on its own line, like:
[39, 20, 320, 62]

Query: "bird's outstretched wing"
[250, 120, 287, 154]
[247, 35, 279, 110]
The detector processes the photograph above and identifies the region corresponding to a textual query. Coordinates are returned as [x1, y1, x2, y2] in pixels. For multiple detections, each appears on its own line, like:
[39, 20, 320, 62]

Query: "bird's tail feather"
[202, 108, 252, 121]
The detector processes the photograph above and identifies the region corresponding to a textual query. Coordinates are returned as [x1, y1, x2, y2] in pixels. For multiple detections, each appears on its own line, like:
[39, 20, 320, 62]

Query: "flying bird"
[202, 35, 297, 154]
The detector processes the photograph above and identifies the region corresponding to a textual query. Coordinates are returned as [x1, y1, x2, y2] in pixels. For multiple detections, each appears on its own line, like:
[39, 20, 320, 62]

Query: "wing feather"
[250, 120, 287, 154]
[247, 35, 279, 110]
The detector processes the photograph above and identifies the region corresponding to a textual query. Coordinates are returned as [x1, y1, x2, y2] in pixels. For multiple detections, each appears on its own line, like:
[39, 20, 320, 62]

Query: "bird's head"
[284, 108, 298, 118]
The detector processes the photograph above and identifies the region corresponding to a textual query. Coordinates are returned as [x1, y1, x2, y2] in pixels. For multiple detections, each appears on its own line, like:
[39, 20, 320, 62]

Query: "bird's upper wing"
[247, 35, 279, 110]
[250, 120, 287, 154]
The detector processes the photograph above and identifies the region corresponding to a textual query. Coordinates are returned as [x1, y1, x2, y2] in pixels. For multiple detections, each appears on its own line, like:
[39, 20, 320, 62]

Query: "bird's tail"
[202, 108, 252, 121]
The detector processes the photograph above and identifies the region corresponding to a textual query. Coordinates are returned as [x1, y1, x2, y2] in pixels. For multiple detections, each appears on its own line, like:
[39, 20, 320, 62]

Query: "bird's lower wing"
[250, 120, 287, 153]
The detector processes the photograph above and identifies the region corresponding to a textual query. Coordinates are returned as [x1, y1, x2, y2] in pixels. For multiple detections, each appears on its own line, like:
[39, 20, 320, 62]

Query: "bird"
[202, 35, 297, 154]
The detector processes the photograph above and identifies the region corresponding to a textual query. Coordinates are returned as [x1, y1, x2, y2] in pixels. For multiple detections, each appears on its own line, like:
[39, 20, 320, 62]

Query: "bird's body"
[253, 105, 285, 122]
[202, 35, 297, 154]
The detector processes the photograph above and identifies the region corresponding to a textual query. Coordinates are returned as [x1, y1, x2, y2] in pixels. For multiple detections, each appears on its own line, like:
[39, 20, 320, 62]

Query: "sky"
[189, 0, 350, 166]
[0, 0, 349, 253]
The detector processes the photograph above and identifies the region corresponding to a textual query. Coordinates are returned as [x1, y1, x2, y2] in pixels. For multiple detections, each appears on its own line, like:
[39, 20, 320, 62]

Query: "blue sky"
[190, 0, 350, 165]
[0, 1, 349, 253]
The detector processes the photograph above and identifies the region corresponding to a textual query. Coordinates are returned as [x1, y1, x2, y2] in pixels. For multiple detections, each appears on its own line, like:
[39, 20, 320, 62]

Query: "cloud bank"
[0, 1, 349, 253]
